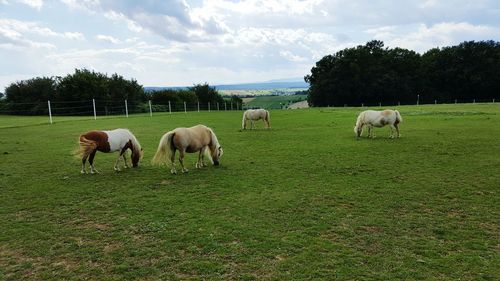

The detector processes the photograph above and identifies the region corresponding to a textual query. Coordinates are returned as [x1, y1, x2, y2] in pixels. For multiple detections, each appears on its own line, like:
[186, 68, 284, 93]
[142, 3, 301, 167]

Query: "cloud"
[18, 0, 43, 9]
[96, 34, 121, 44]
[366, 22, 500, 52]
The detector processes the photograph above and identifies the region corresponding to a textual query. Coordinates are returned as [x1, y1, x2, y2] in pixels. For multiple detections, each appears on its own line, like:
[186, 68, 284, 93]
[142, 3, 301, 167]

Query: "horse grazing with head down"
[152, 124, 223, 174]
[242, 109, 270, 130]
[77, 128, 143, 174]
[354, 109, 403, 139]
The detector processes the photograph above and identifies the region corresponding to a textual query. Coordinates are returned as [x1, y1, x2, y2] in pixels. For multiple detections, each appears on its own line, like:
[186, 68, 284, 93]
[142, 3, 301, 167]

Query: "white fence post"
[493, 98, 495, 103]
[455, 99, 457, 104]
[125, 99, 129, 117]
[197, 102, 200, 112]
[224, 102, 227, 111]
[184, 102, 187, 113]
[168, 101, 171, 114]
[379, 102, 381, 107]
[473, 99, 476, 104]
[398, 101, 400, 106]
[361, 103, 364, 107]
[208, 102, 211, 112]
[149, 100, 152, 117]
[217, 102, 219, 111]
[417, 94, 420, 106]
[231, 102, 233, 110]
[92, 99, 97, 120]
[434, 100, 437, 105]
[47, 100, 53, 124]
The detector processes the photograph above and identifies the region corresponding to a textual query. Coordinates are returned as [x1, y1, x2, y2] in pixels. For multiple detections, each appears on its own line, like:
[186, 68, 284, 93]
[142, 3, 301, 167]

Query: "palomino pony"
[354, 110, 403, 139]
[152, 124, 223, 174]
[78, 128, 143, 173]
[242, 109, 270, 129]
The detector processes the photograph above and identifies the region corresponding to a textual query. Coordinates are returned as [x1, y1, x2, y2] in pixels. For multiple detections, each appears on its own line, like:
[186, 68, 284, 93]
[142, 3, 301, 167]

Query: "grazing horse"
[152, 124, 223, 174]
[242, 109, 270, 129]
[354, 110, 403, 139]
[78, 128, 143, 174]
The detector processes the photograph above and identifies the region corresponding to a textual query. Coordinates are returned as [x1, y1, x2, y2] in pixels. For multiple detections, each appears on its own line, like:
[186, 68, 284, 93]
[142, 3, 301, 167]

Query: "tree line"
[305, 40, 500, 106]
[1, 69, 239, 115]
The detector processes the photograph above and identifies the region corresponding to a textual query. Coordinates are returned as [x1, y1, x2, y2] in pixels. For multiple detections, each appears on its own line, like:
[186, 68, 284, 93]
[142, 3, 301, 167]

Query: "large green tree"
[305, 40, 500, 106]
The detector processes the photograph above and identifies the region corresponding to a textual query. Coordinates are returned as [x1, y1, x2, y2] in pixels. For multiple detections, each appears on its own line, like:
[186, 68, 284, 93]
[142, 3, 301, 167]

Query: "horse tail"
[265, 110, 270, 128]
[152, 131, 175, 165]
[354, 111, 364, 134]
[242, 111, 247, 129]
[394, 110, 403, 123]
[75, 135, 97, 158]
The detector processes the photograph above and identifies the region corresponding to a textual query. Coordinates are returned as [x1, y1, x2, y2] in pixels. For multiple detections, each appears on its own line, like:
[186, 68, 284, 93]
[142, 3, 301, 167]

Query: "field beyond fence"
[0, 104, 499, 280]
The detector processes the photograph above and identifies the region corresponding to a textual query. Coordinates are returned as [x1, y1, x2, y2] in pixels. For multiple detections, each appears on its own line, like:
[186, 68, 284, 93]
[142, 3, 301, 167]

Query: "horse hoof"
[81, 170, 87, 174]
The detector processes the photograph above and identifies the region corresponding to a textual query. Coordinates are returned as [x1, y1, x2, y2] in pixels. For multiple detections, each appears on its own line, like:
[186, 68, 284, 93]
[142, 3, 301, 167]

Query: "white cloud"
[18, 0, 43, 9]
[96, 34, 121, 44]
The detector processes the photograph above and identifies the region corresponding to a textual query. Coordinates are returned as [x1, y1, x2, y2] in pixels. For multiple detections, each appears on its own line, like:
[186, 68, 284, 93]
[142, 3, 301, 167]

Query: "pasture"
[0, 104, 499, 280]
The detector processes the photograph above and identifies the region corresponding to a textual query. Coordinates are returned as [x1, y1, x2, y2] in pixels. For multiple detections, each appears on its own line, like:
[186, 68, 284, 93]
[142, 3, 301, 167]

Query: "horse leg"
[81, 154, 88, 174]
[122, 153, 129, 168]
[389, 124, 396, 138]
[170, 150, 177, 174]
[179, 150, 188, 173]
[196, 149, 202, 169]
[395, 123, 401, 138]
[201, 146, 207, 167]
[114, 153, 122, 171]
[88, 150, 99, 174]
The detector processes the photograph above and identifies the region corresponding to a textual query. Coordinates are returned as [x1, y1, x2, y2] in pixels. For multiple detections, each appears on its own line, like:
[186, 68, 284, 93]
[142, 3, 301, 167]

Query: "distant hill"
[144, 80, 308, 92]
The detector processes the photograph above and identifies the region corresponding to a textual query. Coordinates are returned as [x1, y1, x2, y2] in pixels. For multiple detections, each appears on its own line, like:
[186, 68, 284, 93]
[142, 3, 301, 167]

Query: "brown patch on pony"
[80, 131, 110, 152]
[381, 110, 392, 117]
[380, 119, 387, 126]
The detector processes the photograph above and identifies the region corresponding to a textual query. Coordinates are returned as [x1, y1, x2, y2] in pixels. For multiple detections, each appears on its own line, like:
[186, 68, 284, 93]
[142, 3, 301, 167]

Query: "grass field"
[245, 95, 307, 109]
[0, 104, 499, 280]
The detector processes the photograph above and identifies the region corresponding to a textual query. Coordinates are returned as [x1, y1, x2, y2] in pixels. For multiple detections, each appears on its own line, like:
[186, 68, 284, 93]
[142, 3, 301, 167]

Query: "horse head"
[211, 145, 223, 166]
[131, 147, 143, 167]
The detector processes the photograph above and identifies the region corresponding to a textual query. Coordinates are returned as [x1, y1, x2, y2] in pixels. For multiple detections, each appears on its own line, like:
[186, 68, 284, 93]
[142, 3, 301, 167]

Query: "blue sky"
[1, 0, 499, 90]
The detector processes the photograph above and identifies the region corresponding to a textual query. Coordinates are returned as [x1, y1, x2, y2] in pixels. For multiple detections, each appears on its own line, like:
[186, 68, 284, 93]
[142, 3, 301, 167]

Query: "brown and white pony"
[354, 109, 403, 139]
[152, 124, 223, 174]
[242, 109, 270, 129]
[78, 128, 143, 173]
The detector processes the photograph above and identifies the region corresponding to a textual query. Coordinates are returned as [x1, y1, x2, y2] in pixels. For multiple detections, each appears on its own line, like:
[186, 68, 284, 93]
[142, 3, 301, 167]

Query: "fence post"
[125, 99, 129, 117]
[184, 102, 187, 113]
[417, 94, 420, 106]
[92, 99, 97, 120]
[361, 103, 364, 107]
[197, 102, 200, 112]
[231, 102, 233, 110]
[398, 101, 400, 106]
[493, 98, 495, 103]
[47, 100, 53, 124]
[473, 99, 476, 104]
[217, 102, 219, 111]
[224, 102, 227, 111]
[149, 100, 152, 117]
[379, 102, 381, 107]
[455, 99, 457, 104]
[208, 102, 211, 112]
[168, 101, 171, 114]
[236, 103, 239, 110]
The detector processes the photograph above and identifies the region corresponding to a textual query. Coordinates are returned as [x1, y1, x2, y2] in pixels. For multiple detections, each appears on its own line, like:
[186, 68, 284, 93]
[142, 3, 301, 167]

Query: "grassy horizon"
[0, 104, 499, 280]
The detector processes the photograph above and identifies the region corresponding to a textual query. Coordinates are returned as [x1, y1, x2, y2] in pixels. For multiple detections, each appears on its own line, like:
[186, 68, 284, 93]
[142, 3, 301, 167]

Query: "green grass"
[0, 104, 499, 280]
[245, 95, 307, 109]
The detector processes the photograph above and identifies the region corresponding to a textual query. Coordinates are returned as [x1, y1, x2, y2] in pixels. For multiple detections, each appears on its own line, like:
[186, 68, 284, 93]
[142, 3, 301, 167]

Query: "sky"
[1, 0, 500, 90]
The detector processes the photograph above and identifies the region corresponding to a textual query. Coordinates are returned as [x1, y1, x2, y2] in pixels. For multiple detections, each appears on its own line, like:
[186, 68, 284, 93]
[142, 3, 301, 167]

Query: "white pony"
[242, 109, 270, 129]
[152, 125, 223, 174]
[354, 109, 403, 139]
